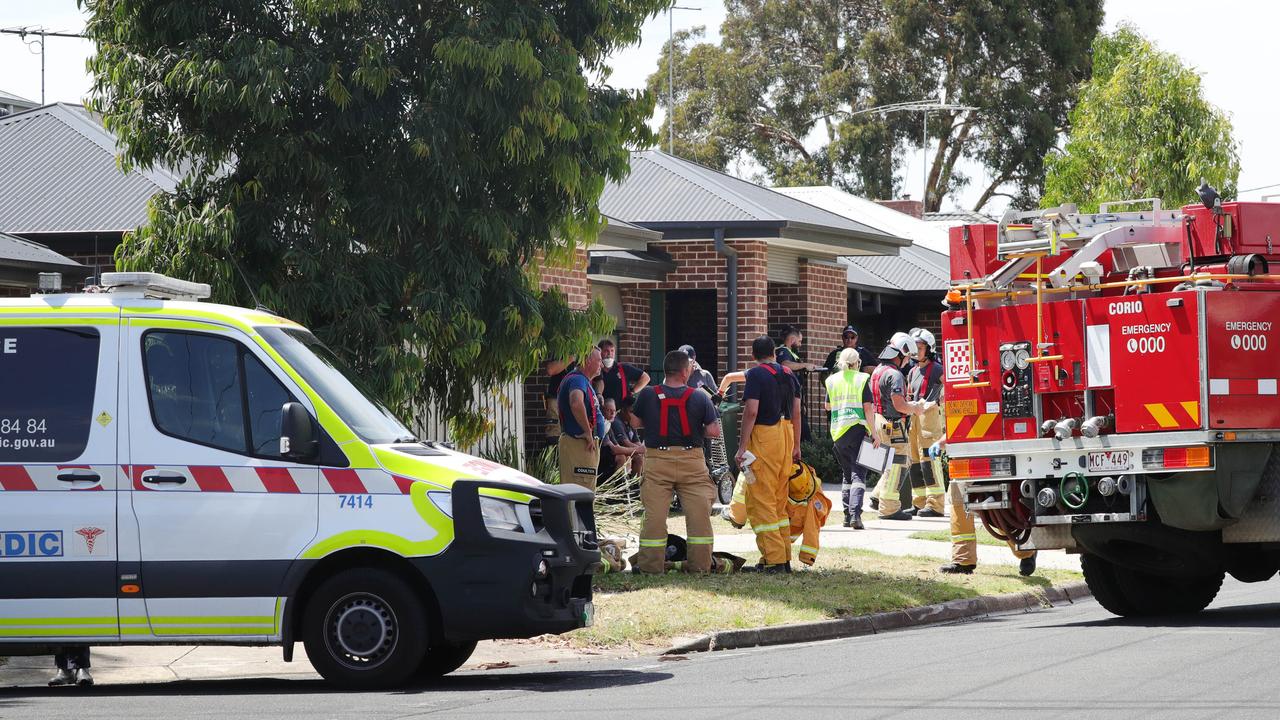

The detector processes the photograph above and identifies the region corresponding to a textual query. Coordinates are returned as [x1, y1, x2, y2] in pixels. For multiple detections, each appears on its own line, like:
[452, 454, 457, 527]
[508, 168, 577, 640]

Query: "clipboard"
[856, 438, 894, 474]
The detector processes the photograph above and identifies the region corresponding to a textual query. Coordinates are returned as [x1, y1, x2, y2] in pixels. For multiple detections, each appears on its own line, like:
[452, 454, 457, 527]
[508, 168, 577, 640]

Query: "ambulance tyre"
[303, 568, 429, 689]
[417, 640, 478, 680]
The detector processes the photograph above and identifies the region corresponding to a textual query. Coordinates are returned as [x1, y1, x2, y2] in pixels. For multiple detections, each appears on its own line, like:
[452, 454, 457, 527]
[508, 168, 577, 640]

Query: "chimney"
[875, 197, 923, 219]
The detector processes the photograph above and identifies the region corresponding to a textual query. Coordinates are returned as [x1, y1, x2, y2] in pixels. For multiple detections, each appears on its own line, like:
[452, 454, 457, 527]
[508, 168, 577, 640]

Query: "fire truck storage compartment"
[1204, 292, 1280, 429]
[1086, 292, 1201, 434]
[949, 224, 1000, 282]
[1183, 201, 1280, 258]
[942, 300, 1087, 442]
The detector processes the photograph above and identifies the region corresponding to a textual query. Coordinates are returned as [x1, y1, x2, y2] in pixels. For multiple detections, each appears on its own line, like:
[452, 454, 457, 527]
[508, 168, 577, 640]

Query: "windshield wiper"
[392, 435, 418, 444]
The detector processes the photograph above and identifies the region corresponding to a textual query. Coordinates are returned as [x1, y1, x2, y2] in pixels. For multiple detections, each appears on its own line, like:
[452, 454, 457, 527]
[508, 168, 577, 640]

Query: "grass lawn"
[568, 547, 1081, 649]
[909, 525, 1009, 547]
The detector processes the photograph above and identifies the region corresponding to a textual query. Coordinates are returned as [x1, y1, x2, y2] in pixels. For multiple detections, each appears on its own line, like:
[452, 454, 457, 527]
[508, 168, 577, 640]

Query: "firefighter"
[630, 349, 722, 573]
[870, 332, 924, 520]
[556, 348, 605, 490]
[906, 329, 946, 517]
[824, 347, 875, 528]
[936, 439, 1038, 576]
[736, 336, 802, 573]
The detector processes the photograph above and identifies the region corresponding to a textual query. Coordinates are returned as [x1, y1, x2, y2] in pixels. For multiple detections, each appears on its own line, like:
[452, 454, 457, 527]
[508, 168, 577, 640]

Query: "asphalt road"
[5, 578, 1280, 720]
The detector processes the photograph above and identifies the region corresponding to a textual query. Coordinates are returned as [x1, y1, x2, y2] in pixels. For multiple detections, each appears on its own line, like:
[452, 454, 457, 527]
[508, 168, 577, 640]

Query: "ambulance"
[0, 272, 599, 688]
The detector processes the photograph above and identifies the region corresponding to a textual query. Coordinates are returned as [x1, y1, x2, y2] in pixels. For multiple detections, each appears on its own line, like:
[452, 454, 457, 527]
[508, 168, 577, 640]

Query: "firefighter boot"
[1020, 553, 1038, 577]
[919, 456, 947, 516]
[938, 563, 976, 574]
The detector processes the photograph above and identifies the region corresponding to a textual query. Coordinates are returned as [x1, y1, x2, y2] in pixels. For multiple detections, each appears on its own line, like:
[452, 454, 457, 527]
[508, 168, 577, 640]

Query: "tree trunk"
[933, 118, 973, 212]
[973, 170, 1015, 212]
[924, 113, 956, 213]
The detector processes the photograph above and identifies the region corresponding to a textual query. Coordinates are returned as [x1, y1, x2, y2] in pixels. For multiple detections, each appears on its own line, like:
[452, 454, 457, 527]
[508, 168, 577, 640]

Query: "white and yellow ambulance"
[0, 272, 598, 688]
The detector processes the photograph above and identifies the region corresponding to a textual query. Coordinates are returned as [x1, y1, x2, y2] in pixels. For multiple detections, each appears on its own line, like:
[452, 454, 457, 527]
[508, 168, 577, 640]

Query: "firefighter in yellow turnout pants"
[630, 349, 724, 573]
[870, 333, 923, 520]
[906, 329, 946, 516]
[736, 336, 802, 573]
[936, 438, 1038, 576]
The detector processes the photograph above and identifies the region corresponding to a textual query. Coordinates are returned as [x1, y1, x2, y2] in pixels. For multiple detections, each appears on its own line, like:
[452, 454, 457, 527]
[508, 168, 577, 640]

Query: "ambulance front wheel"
[303, 567, 430, 689]
[418, 640, 477, 679]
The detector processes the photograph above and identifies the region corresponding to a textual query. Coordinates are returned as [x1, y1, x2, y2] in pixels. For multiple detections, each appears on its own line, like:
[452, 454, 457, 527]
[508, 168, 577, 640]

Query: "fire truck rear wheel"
[418, 640, 478, 680]
[303, 567, 429, 689]
[1080, 554, 1139, 617]
[1112, 564, 1223, 616]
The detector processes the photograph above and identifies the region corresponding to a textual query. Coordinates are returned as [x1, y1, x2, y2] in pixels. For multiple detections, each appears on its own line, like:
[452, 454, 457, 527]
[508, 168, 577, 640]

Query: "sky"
[3, 0, 1279, 213]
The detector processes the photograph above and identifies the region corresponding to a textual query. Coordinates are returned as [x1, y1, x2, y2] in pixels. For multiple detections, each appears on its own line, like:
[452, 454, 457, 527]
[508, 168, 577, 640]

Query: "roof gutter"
[714, 227, 738, 373]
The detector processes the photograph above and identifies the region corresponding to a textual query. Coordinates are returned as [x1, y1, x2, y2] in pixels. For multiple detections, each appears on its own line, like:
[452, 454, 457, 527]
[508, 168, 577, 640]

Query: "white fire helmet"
[911, 328, 936, 353]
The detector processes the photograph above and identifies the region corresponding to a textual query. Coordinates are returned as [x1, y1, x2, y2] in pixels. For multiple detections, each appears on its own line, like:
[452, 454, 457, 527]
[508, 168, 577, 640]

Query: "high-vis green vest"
[825, 370, 870, 440]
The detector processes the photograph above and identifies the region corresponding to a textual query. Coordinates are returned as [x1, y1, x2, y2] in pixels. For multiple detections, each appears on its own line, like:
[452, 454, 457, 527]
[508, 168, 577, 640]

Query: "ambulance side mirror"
[280, 402, 319, 461]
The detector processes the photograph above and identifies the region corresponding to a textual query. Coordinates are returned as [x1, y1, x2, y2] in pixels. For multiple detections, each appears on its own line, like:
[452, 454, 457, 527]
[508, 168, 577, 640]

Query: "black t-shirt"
[600, 362, 645, 405]
[825, 346, 876, 372]
[743, 363, 800, 426]
[546, 360, 577, 398]
[632, 384, 718, 448]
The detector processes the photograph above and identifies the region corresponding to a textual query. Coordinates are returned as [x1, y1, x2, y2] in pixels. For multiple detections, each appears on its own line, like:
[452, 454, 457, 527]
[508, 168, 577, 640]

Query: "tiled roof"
[599, 150, 908, 252]
[0, 103, 178, 235]
[775, 186, 949, 293]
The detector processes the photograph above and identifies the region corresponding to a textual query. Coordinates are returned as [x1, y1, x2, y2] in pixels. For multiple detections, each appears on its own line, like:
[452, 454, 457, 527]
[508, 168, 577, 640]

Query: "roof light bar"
[100, 272, 211, 301]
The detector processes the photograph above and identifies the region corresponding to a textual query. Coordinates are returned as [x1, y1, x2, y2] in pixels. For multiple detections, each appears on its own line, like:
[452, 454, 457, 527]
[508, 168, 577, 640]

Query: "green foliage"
[1042, 25, 1240, 212]
[82, 0, 667, 444]
[650, 0, 1102, 211]
[801, 435, 840, 486]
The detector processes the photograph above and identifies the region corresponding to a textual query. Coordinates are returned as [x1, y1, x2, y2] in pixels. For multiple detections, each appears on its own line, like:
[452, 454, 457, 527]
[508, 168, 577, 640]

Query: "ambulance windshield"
[259, 327, 414, 445]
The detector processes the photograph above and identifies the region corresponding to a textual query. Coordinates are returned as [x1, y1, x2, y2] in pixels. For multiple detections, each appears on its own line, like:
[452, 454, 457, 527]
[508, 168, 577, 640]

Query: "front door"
[0, 317, 119, 641]
[124, 319, 318, 640]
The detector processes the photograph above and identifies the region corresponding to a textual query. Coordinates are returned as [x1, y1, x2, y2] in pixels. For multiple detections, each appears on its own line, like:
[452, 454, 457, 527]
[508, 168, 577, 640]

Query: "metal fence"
[410, 379, 525, 458]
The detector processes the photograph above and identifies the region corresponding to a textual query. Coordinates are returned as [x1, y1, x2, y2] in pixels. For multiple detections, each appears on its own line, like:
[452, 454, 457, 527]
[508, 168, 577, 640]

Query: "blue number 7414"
[338, 494, 374, 509]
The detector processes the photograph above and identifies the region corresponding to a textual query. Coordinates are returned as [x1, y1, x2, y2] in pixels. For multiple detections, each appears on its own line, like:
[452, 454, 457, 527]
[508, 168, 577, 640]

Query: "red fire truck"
[943, 186, 1280, 616]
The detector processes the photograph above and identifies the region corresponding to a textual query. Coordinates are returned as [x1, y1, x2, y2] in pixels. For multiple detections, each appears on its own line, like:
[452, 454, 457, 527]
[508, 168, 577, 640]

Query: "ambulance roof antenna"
[226, 254, 275, 315]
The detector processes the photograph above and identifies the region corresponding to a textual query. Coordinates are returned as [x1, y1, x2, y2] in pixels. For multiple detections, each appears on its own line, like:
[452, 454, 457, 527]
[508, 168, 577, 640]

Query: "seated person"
[599, 398, 645, 478]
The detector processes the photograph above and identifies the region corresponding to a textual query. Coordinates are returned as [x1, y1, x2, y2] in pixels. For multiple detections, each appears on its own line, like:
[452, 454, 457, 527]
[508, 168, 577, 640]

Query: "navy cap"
[677, 344, 696, 359]
[842, 325, 858, 337]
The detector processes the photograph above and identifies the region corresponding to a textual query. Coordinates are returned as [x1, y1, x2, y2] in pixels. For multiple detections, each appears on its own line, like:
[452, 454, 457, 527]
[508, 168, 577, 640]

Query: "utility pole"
[667, 5, 700, 155]
[851, 99, 977, 210]
[0, 27, 88, 105]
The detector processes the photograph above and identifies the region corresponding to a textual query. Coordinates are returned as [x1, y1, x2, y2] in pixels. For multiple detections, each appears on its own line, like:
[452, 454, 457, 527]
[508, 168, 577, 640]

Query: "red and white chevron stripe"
[0, 464, 418, 494]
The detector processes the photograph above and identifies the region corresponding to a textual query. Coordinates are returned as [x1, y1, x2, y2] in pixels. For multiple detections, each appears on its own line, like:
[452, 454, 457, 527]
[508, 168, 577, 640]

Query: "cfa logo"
[0, 531, 63, 557]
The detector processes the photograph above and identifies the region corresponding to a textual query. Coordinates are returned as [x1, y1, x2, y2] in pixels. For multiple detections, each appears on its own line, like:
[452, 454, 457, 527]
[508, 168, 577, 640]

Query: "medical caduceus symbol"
[76, 527, 105, 554]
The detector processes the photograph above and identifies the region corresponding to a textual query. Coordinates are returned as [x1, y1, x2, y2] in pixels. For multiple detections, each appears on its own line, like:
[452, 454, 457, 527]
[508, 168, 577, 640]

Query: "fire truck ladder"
[988, 199, 1184, 290]
[952, 199, 1185, 386]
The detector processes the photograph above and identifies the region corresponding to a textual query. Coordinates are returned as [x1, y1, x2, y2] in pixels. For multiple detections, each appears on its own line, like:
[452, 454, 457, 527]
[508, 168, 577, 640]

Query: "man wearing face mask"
[598, 339, 650, 415]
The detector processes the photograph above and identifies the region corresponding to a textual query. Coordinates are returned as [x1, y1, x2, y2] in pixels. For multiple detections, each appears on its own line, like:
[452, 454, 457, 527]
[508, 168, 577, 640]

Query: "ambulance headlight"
[479, 496, 522, 532]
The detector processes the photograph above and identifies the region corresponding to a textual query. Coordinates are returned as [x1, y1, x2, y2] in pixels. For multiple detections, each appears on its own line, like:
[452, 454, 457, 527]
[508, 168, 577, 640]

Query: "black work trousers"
[833, 424, 870, 520]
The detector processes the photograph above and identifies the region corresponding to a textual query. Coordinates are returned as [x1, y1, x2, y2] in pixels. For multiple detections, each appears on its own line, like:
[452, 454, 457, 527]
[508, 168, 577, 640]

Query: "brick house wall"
[616, 239, 769, 379]
[524, 247, 593, 453]
[765, 260, 846, 366]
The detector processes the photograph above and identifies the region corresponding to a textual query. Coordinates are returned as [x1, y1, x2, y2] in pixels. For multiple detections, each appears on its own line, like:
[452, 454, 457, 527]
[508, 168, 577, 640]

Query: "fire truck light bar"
[1142, 446, 1212, 469]
[950, 455, 1015, 479]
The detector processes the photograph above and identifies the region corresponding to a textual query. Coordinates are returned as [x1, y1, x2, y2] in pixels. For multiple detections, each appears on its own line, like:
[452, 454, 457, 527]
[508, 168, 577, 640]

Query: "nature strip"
[664, 581, 1091, 654]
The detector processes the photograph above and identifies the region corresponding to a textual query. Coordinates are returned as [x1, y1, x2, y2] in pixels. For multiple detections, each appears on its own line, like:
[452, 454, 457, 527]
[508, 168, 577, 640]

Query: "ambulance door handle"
[57, 470, 101, 483]
[140, 470, 187, 485]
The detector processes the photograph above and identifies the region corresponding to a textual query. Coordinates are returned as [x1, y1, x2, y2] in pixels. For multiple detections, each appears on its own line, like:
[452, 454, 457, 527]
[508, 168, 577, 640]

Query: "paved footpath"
[0, 485, 1078, 688]
[713, 486, 1082, 572]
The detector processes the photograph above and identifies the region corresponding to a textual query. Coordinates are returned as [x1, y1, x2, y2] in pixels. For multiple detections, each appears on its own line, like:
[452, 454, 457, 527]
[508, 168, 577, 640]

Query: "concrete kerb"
[664, 581, 1091, 655]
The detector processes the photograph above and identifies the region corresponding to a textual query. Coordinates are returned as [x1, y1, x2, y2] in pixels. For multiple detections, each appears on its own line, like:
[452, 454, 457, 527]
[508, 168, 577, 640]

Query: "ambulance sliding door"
[123, 318, 318, 641]
[0, 316, 120, 641]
